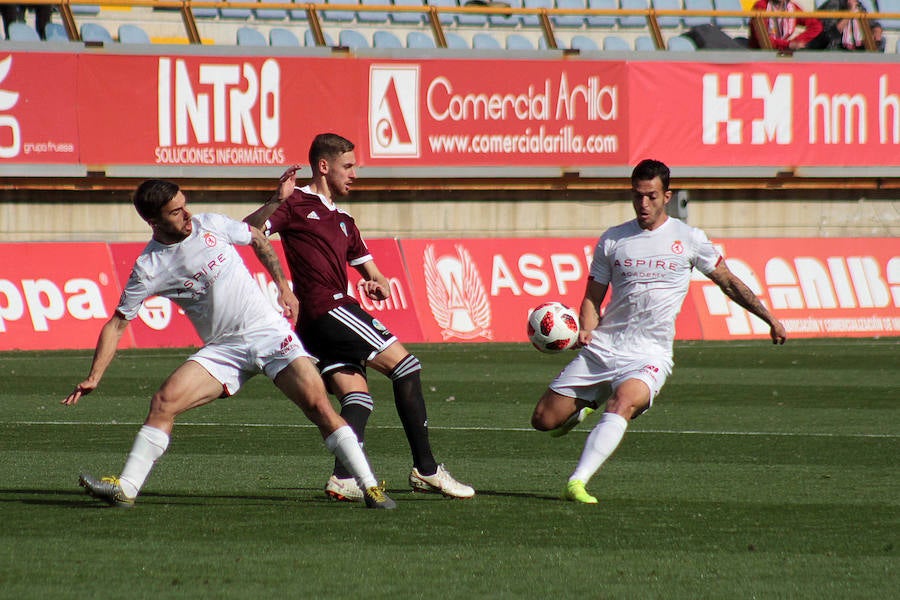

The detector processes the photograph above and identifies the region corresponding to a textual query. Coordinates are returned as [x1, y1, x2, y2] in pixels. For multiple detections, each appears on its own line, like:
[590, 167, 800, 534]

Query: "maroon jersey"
[265, 186, 372, 322]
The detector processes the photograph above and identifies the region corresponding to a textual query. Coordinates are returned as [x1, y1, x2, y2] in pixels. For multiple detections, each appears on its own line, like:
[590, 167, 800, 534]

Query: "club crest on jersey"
[340, 222, 348, 237]
[203, 233, 217, 247]
[423, 244, 493, 341]
[671, 240, 684, 254]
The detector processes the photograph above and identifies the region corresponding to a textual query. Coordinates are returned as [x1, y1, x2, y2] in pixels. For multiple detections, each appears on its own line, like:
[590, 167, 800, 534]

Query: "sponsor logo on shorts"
[278, 335, 299, 355]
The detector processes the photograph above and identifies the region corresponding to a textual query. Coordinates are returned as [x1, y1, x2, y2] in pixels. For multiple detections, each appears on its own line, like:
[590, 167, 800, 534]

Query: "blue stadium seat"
[8, 22, 40, 41]
[221, 5, 253, 19]
[305, 28, 336, 45]
[237, 26, 267, 46]
[683, 0, 714, 28]
[390, 0, 426, 24]
[444, 32, 469, 48]
[653, 0, 683, 28]
[667, 34, 697, 50]
[44, 23, 69, 41]
[603, 34, 630, 49]
[457, 0, 489, 25]
[80, 23, 113, 43]
[290, 0, 310, 20]
[553, 0, 586, 27]
[490, 0, 524, 26]
[407, 30, 436, 47]
[373, 29, 403, 47]
[71, 5, 100, 15]
[586, 0, 618, 28]
[570, 34, 600, 50]
[339, 29, 369, 47]
[523, 0, 552, 27]
[322, 0, 355, 22]
[428, 0, 458, 25]
[635, 34, 656, 49]
[358, 0, 390, 23]
[256, 1, 289, 20]
[506, 33, 535, 49]
[118, 24, 151, 44]
[713, 0, 746, 28]
[618, 0, 649, 27]
[191, 6, 219, 18]
[270, 27, 301, 46]
[472, 32, 503, 48]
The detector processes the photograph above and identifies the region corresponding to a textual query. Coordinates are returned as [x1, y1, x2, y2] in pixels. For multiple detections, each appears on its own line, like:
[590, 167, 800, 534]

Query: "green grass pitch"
[0, 339, 897, 598]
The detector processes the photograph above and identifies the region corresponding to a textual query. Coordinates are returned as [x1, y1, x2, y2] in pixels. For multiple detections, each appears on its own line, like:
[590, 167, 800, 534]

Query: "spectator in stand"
[1, 4, 52, 39]
[748, 0, 824, 50]
[808, 0, 885, 51]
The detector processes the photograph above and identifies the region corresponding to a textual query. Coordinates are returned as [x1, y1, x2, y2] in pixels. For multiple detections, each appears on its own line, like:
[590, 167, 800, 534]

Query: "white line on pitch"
[3, 420, 896, 439]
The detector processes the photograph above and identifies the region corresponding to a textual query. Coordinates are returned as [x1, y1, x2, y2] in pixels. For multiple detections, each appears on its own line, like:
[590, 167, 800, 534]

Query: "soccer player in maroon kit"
[245, 133, 474, 501]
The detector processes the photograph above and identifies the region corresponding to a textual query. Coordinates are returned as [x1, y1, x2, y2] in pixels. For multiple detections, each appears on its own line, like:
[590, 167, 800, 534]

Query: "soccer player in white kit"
[63, 179, 395, 509]
[531, 160, 787, 504]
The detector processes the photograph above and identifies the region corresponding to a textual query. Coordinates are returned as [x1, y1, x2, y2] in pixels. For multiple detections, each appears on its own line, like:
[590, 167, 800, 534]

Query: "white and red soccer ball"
[527, 302, 579, 353]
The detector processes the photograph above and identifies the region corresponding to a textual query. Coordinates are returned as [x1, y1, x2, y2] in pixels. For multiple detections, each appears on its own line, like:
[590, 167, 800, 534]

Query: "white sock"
[119, 425, 170, 498]
[570, 412, 628, 484]
[325, 425, 377, 490]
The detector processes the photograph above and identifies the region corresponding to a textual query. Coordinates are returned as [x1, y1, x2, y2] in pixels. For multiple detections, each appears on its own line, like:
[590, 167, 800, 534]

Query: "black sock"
[332, 392, 372, 479]
[390, 355, 438, 475]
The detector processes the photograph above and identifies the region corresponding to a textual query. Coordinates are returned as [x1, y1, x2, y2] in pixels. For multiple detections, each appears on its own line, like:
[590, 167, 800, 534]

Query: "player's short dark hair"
[133, 179, 179, 222]
[309, 133, 355, 168]
[631, 159, 670, 191]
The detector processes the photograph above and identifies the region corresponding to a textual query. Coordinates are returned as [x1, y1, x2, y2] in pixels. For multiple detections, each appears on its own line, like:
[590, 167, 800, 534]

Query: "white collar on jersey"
[299, 185, 337, 211]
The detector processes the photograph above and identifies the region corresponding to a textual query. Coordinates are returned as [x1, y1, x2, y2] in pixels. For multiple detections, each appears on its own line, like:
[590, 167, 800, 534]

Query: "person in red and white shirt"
[531, 160, 787, 504]
[748, 0, 823, 50]
[246, 134, 474, 502]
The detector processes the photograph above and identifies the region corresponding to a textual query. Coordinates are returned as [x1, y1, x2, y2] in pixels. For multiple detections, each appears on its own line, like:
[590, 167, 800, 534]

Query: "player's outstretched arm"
[62, 313, 130, 405]
[244, 164, 300, 229]
[706, 261, 787, 345]
[249, 226, 299, 321]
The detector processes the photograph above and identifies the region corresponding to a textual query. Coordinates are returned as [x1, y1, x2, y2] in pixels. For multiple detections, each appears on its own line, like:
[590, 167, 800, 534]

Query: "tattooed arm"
[706, 260, 787, 345]
[249, 225, 298, 322]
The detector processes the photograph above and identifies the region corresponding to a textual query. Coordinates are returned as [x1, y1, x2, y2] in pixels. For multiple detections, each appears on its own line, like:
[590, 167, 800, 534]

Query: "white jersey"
[588, 217, 721, 359]
[117, 213, 282, 344]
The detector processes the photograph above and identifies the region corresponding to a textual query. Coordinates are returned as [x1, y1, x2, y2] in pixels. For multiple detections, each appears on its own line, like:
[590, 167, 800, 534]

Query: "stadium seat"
[683, 0, 714, 28]
[444, 32, 469, 48]
[70, 5, 100, 15]
[270, 27, 302, 46]
[553, 0, 587, 27]
[586, 0, 618, 28]
[473, 32, 503, 48]
[878, 0, 900, 30]
[428, 0, 458, 25]
[191, 6, 219, 18]
[44, 23, 68, 41]
[237, 27, 268, 46]
[635, 34, 656, 49]
[407, 30, 436, 47]
[603, 34, 630, 49]
[8, 22, 40, 41]
[523, 0, 553, 27]
[390, 0, 426, 24]
[305, 29, 336, 46]
[322, 0, 355, 22]
[490, 0, 524, 26]
[570, 34, 601, 50]
[118, 24, 151, 44]
[667, 34, 697, 50]
[339, 29, 369, 48]
[221, 5, 253, 19]
[80, 23, 113, 43]
[358, 0, 390, 23]
[713, 0, 746, 28]
[506, 33, 535, 49]
[290, 0, 310, 20]
[653, 0, 683, 28]
[256, 1, 289, 20]
[457, 0, 489, 25]
[373, 29, 403, 47]
[618, 0, 649, 27]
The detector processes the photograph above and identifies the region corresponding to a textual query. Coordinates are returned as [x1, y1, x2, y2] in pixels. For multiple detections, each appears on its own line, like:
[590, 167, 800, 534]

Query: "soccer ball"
[527, 302, 579, 353]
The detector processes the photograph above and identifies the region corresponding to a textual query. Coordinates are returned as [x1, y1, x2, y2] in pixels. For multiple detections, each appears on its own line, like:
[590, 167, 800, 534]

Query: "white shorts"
[188, 320, 312, 396]
[549, 348, 673, 410]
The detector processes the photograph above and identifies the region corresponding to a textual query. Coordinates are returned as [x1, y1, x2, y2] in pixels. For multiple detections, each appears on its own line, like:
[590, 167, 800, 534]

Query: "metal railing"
[0, 0, 896, 51]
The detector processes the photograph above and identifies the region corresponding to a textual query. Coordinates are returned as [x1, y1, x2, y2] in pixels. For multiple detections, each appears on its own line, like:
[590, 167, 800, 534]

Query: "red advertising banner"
[0, 243, 124, 350]
[629, 61, 900, 168]
[0, 52, 79, 164]
[693, 238, 900, 339]
[362, 59, 628, 167]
